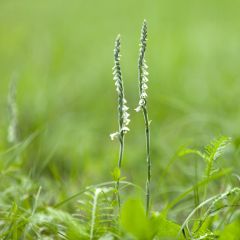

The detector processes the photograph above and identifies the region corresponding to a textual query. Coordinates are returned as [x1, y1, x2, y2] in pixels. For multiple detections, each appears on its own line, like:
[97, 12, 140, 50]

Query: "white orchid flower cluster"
[110, 35, 130, 141]
[135, 20, 149, 112]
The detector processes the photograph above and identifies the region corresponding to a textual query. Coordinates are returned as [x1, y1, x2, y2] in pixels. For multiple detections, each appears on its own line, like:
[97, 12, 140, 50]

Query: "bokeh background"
[1, 0, 240, 202]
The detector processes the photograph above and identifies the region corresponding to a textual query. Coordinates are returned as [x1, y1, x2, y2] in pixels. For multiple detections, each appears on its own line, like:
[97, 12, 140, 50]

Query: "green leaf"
[66, 221, 89, 240]
[152, 213, 185, 239]
[120, 199, 151, 240]
[120, 199, 184, 240]
[218, 219, 240, 240]
[205, 136, 231, 177]
[112, 167, 121, 181]
[178, 147, 205, 159]
[205, 136, 231, 162]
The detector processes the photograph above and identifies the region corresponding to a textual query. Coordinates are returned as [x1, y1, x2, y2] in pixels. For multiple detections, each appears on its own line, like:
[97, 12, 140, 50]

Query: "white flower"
[110, 132, 119, 141]
[136, 20, 149, 112]
[110, 35, 130, 141]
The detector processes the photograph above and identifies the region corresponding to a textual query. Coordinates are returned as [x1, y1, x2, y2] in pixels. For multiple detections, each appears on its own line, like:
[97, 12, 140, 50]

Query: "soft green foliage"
[0, 123, 239, 239]
[75, 187, 118, 239]
[1, 0, 240, 186]
[120, 199, 184, 239]
[120, 199, 152, 239]
[32, 208, 88, 239]
[204, 136, 231, 178]
[154, 214, 184, 240]
[218, 219, 240, 240]
[112, 167, 121, 182]
[181, 187, 240, 239]
[179, 136, 232, 205]
[179, 136, 231, 176]
[0, 1, 240, 238]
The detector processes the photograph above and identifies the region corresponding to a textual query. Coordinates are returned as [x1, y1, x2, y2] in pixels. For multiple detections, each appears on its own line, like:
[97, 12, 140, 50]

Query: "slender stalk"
[116, 132, 124, 209]
[111, 35, 130, 210]
[118, 132, 124, 169]
[143, 106, 151, 215]
[135, 20, 151, 215]
[90, 188, 101, 240]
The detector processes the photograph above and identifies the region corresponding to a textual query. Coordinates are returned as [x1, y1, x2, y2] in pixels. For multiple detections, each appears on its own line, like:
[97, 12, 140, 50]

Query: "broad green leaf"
[66, 222, 89, 240]
[120, 199, 151, 240]
[218, 219, 240, 240]
[152, 213, 184, 239]
[120, 199, 184, 240]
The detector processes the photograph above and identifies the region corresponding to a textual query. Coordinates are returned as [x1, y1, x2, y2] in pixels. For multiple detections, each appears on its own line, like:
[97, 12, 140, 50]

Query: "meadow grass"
[0, 21, 238, 240]
[0, 0, 240, 239]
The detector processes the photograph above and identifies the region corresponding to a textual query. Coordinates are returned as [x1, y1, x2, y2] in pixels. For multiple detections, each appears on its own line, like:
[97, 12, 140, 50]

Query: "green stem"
[143, 106, 151, 216]
[116, 131, 124, 210]
[118, 132, 124, 169]
[201, 159, 212, 215]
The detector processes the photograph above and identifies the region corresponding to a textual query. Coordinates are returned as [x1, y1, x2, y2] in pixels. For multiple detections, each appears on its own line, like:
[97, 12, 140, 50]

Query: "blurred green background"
[0, 0, 240, 200]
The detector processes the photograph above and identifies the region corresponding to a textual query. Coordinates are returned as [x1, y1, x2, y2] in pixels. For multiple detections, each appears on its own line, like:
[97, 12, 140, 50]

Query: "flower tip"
[135, 106, 142, 112]
[110, 132, 119, 141]
[116, 34, 121, 41]
[121, 127, 130, 133]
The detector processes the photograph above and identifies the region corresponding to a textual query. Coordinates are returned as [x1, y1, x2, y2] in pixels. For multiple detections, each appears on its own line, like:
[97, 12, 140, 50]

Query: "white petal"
[121, 127, 130, 133]
[124, 119, 130, 125]
[139, 99, 145, 105]
[143, 70, 149, 76]
[142, 83, 148, 90]
[135, 106, 142, 112]
[141, 92, 148, 99]
[113, 76, 120, 81]
[122, 105, 129, 111]
[110, 132, 119, 140]
[143, 76, 148, 82]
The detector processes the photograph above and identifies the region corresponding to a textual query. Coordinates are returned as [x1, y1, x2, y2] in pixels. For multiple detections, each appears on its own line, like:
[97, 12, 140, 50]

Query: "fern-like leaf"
[75, 187, 119, 240]
[204, 136, 231, 177]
